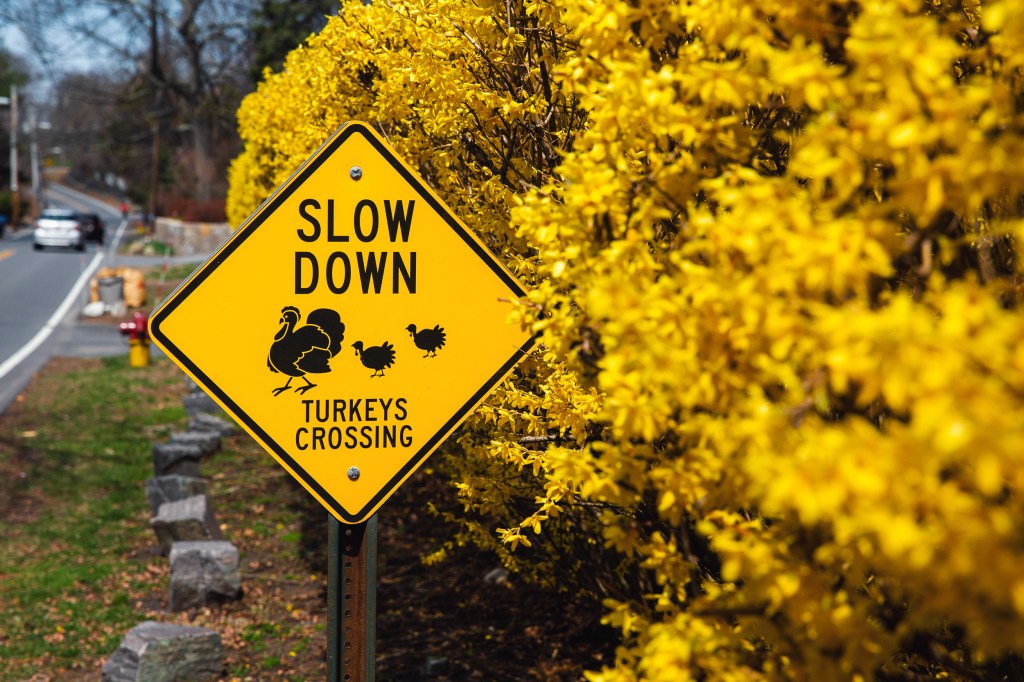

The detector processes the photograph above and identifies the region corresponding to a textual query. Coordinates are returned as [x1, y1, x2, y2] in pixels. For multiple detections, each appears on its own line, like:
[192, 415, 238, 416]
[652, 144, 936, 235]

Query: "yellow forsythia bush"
[229, 0, 1024, 678]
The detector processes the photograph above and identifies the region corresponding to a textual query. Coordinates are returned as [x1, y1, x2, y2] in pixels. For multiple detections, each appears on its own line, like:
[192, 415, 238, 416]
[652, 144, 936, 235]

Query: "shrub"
[229, 0, 1024, 678]
[0, 191, 12, 221]
[160, 196, 227, 222]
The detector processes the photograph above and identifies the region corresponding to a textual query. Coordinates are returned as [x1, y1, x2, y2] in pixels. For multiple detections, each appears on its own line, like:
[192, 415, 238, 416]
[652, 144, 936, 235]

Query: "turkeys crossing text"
[294, 397, 412, 451]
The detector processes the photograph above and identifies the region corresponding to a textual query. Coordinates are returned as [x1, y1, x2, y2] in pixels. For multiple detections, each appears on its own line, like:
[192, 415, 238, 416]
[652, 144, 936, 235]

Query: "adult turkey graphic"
[267, 306, 346, 395]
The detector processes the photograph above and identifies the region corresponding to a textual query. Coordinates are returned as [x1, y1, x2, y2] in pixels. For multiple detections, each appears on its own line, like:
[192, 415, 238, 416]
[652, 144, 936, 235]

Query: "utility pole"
[31, 120, 50, 210]
[9, 85, 18, 229]
[147, 0, 164, 230]
[30, 134, 40, 210]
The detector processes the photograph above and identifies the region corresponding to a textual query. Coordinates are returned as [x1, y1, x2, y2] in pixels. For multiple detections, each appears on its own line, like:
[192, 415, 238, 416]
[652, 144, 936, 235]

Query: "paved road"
[0, 184, 211, 414]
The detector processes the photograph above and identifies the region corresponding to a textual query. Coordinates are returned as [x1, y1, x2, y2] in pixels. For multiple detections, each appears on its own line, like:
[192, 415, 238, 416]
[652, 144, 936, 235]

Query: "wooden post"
[327, 514, 377, 682]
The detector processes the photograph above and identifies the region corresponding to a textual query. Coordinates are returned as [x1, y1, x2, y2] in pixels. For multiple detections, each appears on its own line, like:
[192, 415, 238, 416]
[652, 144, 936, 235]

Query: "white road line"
[107, 217, 130, 262]
[0, 250, 106, 382]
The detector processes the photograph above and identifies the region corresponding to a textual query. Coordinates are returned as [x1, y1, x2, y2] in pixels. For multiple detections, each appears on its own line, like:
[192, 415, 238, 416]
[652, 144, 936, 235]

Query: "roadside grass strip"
[0, 354, 324, 681]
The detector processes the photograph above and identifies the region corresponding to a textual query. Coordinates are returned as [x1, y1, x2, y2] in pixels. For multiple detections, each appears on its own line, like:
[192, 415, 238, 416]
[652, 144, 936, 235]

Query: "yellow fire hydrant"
[118, 311, 151, 367]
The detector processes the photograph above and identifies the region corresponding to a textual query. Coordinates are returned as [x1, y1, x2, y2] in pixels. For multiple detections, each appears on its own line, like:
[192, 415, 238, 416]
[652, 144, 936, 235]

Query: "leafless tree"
[5, 0, 254, 208]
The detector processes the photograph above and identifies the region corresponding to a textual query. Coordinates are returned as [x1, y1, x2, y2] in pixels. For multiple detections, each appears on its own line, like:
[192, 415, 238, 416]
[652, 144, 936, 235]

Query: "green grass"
[0, 356, 188, 678]
[159, 262, 202, 282]
[0, 353, 332, 680]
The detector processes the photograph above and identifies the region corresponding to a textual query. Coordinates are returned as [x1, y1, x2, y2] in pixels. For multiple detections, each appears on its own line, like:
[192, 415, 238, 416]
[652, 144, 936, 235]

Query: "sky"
[1, 6, 127, 99]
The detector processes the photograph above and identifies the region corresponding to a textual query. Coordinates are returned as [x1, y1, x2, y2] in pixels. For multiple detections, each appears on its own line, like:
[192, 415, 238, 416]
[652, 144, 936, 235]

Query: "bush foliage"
[228, 0, 1024, 678]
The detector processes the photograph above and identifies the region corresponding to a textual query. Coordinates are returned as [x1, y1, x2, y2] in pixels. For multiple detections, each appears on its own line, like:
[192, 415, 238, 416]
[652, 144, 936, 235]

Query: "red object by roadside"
[118, 311, 149, 342]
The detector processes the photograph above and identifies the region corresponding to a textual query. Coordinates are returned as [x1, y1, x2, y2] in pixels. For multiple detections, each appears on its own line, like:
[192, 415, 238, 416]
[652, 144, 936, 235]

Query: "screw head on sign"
[349, 166, 362, 181]
[347, 466, 361, 481]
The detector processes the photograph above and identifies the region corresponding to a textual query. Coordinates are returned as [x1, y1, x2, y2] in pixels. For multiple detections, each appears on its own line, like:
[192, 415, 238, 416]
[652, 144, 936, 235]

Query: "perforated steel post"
[328, 514, 377, 682]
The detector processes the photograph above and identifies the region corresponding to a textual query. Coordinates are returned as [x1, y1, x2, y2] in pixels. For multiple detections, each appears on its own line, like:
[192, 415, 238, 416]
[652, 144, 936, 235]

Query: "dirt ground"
[0, 353, 616, 681]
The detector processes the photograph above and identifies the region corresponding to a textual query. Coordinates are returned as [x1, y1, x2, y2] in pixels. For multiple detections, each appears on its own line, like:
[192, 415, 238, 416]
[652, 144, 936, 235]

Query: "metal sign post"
[328, 514, 378, 682]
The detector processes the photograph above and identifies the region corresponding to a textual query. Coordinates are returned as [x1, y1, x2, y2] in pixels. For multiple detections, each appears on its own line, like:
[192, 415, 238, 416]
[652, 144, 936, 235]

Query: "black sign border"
[150, 121, 536, 523]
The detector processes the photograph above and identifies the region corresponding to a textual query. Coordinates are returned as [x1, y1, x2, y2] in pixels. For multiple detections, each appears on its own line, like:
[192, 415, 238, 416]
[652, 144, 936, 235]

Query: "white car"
[33, 209, 85, 251]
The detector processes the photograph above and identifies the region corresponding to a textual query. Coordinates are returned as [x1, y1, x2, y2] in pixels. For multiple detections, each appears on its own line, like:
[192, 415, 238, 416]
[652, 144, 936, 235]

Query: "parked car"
[33, 209, 85, 251]
[77, 212, 105, 244]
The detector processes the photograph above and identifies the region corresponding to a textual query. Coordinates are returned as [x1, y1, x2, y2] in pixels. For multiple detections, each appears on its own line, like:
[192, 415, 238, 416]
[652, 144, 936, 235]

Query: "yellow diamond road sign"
[149, 122, 534, 524]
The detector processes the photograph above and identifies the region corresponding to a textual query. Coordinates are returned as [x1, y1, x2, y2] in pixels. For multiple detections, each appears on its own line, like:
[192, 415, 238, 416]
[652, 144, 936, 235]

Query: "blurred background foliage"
[0, 0, 337, 220]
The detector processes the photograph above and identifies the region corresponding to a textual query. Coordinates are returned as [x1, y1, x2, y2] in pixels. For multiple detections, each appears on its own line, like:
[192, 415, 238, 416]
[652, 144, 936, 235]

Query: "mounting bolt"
[349, 166, 362, 181]
[347, 466, 361, 481]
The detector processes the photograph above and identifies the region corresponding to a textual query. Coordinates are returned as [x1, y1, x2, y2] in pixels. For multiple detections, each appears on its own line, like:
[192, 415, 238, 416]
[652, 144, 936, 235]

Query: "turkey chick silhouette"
[267, 306, 346, 395]
[352, 340, 396, 378]
[406, 324, 446, 357]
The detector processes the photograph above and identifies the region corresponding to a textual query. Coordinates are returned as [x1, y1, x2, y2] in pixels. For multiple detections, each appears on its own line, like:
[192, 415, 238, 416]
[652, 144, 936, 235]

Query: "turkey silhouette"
[267, 306, 346, 395]
[352, 340, 396, 377]
[406, 324, 446, 357]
